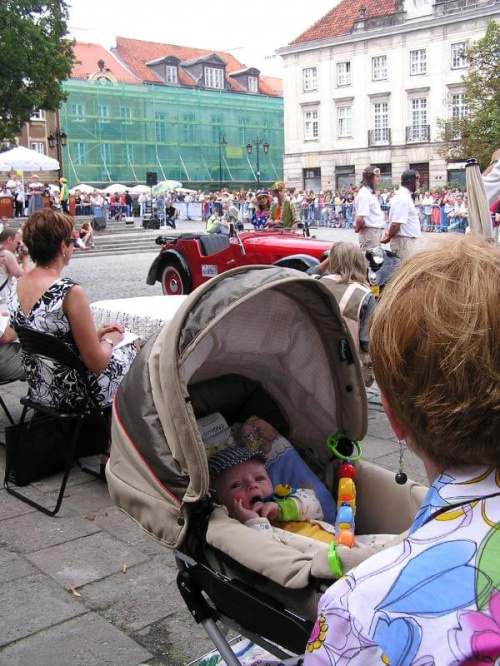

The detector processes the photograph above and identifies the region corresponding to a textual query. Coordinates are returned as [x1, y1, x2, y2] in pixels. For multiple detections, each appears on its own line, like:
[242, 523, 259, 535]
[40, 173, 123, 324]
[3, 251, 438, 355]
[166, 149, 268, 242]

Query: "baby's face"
[213, 460, 273, 514]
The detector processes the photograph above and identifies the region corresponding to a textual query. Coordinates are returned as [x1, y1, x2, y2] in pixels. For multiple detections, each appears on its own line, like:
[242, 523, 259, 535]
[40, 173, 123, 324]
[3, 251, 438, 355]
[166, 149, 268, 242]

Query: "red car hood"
[240, 231, 331, 258]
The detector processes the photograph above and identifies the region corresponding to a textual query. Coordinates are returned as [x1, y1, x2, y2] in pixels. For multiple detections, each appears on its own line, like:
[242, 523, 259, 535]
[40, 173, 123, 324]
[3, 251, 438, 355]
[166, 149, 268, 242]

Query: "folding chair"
[4, 326, 111, 517]
[0, 379, 17, 425]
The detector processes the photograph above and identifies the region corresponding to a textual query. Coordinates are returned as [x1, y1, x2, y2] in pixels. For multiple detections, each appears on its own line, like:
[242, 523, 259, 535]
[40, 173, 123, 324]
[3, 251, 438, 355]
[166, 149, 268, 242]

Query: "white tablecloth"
[90, 295, 187, 342]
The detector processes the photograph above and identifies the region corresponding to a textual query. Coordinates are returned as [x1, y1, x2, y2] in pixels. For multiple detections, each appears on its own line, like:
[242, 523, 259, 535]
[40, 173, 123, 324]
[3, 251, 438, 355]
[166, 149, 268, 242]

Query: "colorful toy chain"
[326, 432, 363, 550]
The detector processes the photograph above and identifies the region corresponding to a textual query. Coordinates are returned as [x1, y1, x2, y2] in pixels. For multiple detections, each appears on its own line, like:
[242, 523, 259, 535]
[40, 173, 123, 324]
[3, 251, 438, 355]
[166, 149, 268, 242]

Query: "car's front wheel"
[161, 259, 190, 295]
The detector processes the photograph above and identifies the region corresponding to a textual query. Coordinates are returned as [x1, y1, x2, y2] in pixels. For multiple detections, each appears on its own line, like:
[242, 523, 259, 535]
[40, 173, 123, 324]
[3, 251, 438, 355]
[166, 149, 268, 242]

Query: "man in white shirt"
[381, 169, 421, 261]
[354, 165, 386, 250]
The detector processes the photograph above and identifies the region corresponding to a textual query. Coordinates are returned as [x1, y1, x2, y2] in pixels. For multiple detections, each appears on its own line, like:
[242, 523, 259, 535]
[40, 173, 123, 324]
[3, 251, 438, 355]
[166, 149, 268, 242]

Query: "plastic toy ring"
[325, 433, 362, 461]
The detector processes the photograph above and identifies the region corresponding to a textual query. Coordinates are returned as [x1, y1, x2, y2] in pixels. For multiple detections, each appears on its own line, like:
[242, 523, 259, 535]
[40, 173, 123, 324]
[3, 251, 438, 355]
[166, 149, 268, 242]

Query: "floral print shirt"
[304, 465, 500, 665]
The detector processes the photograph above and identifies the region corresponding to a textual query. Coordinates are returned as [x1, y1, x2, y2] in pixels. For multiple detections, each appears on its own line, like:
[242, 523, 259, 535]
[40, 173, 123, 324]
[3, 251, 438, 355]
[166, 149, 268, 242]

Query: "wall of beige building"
[280, 5, 499, 192]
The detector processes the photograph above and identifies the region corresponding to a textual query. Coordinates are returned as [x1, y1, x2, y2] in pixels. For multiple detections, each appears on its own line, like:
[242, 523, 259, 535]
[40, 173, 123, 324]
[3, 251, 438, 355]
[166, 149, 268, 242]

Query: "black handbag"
[5, 411, 110, 486]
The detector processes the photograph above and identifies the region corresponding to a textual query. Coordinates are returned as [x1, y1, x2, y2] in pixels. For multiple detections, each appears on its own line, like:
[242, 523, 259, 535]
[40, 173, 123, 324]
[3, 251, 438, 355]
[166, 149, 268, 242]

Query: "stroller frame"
[108, 265, 425, 664]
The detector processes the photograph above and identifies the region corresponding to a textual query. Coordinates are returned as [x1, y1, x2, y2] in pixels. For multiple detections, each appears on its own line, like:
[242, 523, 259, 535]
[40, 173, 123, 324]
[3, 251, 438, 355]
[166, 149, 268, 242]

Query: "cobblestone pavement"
[0, 220, 430, 665]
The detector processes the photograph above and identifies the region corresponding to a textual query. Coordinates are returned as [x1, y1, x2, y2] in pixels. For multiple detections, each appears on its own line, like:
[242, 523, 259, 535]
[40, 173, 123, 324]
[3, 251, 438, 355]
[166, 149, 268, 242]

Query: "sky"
[66, 0, 339, 77]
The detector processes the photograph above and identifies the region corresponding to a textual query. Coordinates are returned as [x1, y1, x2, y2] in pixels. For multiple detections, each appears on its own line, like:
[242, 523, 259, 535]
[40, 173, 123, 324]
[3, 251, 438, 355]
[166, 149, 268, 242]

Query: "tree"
[438, 20, 500, 169]
[0, 1, 75, 142]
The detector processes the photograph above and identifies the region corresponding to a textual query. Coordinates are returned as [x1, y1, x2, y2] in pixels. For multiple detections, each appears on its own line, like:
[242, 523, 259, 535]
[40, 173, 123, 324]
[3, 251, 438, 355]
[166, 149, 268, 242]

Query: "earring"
[395, 439, 408, 485]
[63, 252, 66, 259]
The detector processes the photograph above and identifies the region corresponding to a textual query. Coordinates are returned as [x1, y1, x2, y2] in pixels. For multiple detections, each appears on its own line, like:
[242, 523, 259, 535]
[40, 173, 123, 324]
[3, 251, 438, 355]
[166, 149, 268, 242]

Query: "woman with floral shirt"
[305, 235, 500, 665]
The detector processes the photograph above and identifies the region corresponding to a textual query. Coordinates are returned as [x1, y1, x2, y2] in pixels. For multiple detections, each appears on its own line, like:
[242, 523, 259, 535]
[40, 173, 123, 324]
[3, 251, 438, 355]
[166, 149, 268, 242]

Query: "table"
[90, 295, 187, 342]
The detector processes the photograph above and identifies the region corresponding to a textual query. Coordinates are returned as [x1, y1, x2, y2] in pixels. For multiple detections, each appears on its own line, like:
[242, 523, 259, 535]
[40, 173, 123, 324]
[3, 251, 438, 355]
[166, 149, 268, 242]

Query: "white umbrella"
[103, 183, 127, 194]
[0, 145, 59, 172]
[465, 158, 493, 240]
[69, 183, 96, 195]
[129, 185, 150, 195]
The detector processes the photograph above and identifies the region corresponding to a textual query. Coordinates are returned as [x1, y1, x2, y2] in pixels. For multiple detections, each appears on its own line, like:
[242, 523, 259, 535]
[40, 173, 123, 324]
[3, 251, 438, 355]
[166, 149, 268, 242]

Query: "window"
[30, 108, 44, 121]
[373, 102, 389, 142]
[304, 109, 319, 140]
[71, 103, 85, 121]
[408, 98, 428, 141]
[451, 42, 467, 69]
[239, 116, 250, 144]
[451, 93, 468, 119]
[183, 113, 196, 142]
[411, 98, 427, 126]
[303, 67, 317, 91]
[120, 106, 132, 123]
[372, 56, 387, 81]
[204, 67, 224, 89]
[124, 144, 134, 163]
[30, 142, 45, 154]
[165, 65, 178, 84]
[73, 142, 85, 165]
[101, 143, 111, 164]
[211, 115, 223, 143]
[98, 104, 109, 123]
[337, 62, 351, 86]
[248, 76, 258, 93]
[410, 49, 427, 75]
[155, 112, 166, 142]
[337, 106, 353, 137]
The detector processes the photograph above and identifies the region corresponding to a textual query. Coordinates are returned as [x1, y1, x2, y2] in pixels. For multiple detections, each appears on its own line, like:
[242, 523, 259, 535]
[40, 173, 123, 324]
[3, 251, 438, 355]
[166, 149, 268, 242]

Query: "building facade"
[60, 41, 284, 188]
[278, 0, 500, 192]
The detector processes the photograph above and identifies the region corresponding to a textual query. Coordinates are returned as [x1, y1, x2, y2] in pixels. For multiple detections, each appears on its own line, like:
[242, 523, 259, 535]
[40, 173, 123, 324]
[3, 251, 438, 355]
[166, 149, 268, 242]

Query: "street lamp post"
[246, 137, 269, 188]
[218, 131, 227, 192]
[48, 128, 68, 178]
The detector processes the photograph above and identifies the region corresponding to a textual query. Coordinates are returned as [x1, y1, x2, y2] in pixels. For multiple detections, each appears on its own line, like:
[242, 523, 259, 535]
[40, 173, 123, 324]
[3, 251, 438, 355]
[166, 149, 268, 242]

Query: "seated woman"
[251, 191, 272, 229]
[320, 242, 376, 387]
[79, 221, 94, 249]
[305, 235, 500, 664]
[8, 209, 137, 413]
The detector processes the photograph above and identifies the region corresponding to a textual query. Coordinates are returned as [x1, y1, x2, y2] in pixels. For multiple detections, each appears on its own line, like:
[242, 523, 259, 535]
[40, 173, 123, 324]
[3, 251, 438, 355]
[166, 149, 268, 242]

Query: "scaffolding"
[60, 79, 284, 188]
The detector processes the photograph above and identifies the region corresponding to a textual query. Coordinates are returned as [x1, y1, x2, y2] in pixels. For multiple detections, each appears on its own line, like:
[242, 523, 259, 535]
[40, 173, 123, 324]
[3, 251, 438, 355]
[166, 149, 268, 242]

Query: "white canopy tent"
[0, 146, 59, 173]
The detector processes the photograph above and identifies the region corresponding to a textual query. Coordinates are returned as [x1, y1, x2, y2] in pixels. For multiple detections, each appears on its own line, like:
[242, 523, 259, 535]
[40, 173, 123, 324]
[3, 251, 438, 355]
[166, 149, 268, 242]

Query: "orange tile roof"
[113, 36, 282, 97]
[290, 0, 397, 44]
[71, 42, 139, 83]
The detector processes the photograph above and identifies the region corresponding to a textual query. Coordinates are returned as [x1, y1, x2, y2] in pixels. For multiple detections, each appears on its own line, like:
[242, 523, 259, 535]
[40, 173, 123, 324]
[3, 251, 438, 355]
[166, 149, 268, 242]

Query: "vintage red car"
[146, 229, 332, 295]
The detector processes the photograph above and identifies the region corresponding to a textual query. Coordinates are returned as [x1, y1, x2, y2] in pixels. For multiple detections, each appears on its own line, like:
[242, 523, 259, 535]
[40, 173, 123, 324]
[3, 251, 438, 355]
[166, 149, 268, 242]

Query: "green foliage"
[438, 20, 500, 169]
[0, 1, 75, 141]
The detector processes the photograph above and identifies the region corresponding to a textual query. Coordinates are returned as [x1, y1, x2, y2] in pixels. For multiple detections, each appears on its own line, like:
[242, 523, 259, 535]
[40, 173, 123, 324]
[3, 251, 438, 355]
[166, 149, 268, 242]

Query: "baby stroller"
[107, 265, 426, 664]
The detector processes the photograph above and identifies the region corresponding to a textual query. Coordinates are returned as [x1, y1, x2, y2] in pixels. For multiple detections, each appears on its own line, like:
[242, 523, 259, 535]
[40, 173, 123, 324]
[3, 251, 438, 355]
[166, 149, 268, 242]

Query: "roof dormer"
[145, 55, 181, 85]
[180, 53, 228, 90]
[229, 67, 261, 94]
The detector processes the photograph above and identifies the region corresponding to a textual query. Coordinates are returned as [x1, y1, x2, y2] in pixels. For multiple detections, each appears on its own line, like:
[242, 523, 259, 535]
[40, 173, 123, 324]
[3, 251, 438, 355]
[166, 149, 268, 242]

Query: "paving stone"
[133, 609, 216, 666]
[55, 478, 116, 515]
[0, 573, 86, 647]
[93, 505, 176, 558]
[369, 449, 428, 486]
[31, 465, 97, 494]
[0, 547, 38, 585]
[79, 559, 182, 632]
[366, 411, 395, 440]
[0, 487, 38, 520]
[0, 510, 100, 553]
[0, 611, 152, 666]
[25, 531, 149, 588]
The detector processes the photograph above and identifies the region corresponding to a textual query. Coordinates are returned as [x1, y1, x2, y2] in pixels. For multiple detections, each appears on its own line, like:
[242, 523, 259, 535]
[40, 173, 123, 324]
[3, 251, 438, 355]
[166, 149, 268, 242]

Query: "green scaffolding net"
[60, 79, 284, 189]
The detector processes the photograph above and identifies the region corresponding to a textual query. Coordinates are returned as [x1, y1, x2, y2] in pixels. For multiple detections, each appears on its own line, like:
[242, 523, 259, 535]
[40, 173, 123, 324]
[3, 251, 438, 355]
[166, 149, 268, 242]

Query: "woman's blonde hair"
[370, 235, 500, 469]
[328, 242, 367, 284]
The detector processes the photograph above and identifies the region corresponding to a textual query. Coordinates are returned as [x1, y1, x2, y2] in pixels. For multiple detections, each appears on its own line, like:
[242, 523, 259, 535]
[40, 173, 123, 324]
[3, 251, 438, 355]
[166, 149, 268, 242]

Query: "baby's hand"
[232, 499, 259, 523]
[257, 501, 279, 521]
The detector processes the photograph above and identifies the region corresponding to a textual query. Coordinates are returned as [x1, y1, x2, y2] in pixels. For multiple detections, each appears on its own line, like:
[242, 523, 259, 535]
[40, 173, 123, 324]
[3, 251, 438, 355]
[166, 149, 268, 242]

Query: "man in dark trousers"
[165, 202, 179, 229]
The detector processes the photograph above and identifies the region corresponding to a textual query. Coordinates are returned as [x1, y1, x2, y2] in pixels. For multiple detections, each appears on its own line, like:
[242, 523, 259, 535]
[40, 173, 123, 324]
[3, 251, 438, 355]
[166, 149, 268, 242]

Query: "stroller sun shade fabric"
[108, 265, 367, 548]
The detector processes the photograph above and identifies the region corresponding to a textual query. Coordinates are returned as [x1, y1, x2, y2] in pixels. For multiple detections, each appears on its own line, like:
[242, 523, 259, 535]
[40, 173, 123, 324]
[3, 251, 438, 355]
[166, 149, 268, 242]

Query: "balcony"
[368, 128, 391, 146]
[434, 0, 481, 16]
[406, 125, 430, 143]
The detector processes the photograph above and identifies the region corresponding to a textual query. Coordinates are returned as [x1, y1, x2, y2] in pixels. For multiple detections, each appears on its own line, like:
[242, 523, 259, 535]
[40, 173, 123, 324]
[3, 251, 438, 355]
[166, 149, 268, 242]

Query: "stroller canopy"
[109, 266, 367, 547]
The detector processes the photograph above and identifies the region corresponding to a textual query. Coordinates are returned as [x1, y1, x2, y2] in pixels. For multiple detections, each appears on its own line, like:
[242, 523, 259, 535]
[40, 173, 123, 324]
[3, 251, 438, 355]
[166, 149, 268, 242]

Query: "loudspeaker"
[146, 172, 158, 187]
[147, 217, 160, 230]
[92, 216, 107, 231]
